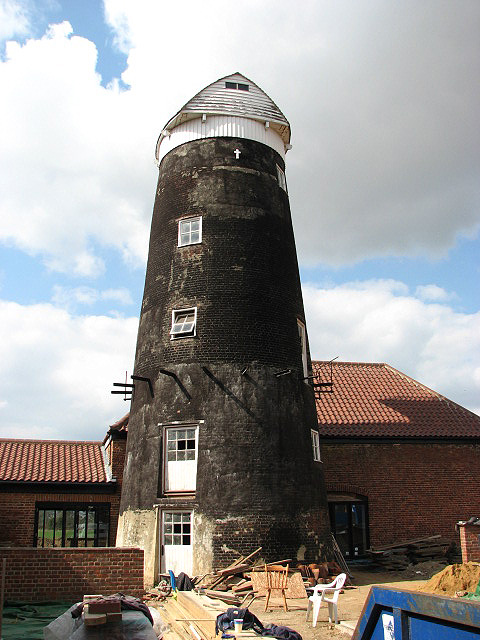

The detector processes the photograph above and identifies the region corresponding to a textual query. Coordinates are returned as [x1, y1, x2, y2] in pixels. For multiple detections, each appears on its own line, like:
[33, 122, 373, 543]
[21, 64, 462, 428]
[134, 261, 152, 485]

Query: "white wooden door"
[161, 511, 193, 576]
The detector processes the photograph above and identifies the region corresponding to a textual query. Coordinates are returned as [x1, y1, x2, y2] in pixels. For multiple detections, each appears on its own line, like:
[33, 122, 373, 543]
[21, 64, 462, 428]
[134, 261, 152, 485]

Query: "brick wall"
[321, 441, 480, 547]
[0, 490, 120, 547]
[209, 510, 332, 569]
[459, 525, 480, 562]
[108, 437, 126, 538]
[0, 547, 144, 602]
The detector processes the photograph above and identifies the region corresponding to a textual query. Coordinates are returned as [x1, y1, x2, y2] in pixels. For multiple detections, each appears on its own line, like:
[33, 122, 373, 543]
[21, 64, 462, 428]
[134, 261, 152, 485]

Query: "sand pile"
[419, 562, 480, 596]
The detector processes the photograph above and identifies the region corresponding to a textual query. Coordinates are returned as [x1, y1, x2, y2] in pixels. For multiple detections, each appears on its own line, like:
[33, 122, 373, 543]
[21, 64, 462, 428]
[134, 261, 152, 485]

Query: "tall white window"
[178, 217, 202, 246]
[164, 426, 198, 492]
[311, 429, 321, 462]
[297, 319, 308, 379]
[276, 165, 287, 191]
[171, 308, 197, 338]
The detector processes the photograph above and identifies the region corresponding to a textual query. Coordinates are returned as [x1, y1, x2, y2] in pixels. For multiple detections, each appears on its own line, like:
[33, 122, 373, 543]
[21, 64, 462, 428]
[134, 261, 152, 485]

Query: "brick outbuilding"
[314, 361, 480, 559]
[2, 364, 479, 565]
[0, 417, 127, 548]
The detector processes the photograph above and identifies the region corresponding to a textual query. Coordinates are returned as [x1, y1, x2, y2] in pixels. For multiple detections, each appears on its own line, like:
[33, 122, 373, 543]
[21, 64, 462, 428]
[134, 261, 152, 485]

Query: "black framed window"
[329, 500, 369, 558]
[34, 503, 110, 547]
[225, 81, 249, 91]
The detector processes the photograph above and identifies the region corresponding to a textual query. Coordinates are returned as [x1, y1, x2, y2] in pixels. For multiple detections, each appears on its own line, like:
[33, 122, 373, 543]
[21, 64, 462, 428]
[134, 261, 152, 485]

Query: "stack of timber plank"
[160, 590, 222, 640]
[367, 534, 454, 570]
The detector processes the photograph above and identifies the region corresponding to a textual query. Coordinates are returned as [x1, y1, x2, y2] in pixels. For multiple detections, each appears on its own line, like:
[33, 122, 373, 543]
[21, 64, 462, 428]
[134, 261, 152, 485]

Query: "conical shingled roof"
[163, 72, 290, 145]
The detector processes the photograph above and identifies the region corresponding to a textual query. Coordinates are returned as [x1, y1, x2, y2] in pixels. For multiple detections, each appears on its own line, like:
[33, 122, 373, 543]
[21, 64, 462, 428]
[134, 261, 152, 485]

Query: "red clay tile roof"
[313, 361, 480, 439]
[0, 439, 109, 483]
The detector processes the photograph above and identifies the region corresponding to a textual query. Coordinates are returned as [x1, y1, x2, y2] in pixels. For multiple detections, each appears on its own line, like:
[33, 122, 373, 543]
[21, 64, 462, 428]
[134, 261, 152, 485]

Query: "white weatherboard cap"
[155, 73, 291, 164]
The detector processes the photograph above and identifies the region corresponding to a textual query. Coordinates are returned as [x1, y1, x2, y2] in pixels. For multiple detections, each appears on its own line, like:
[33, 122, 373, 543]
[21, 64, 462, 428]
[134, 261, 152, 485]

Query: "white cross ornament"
[234, 149, 241, 159]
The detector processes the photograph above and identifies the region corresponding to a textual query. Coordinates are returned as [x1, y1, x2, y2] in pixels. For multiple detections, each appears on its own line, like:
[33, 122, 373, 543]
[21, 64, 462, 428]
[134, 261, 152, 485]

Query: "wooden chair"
[264, 564, 289, 611]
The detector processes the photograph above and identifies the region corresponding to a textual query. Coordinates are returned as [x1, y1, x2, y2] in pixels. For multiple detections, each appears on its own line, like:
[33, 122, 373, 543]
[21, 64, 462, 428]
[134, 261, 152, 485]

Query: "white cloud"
[415, 284, 455, 303]
[103, 0, 480, 266]
[0, 299, 138, 440]
[0, 21, 152, 275]
[0, 1, 478, 440]
[303, 279, 480, 415]
[0, 0, 30, 41]
[1, 280, 477, 442]
[52, 285, 133, 309]
[1, 2, 478, 275]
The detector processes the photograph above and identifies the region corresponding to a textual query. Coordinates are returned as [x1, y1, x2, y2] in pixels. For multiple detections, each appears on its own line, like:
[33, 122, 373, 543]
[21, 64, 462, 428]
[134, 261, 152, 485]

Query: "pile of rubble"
[147, 547, 347, 608]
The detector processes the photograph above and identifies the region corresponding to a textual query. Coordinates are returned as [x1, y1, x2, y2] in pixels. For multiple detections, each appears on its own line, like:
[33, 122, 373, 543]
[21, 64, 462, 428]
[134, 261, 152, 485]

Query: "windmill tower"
[117, 73, 331, 586]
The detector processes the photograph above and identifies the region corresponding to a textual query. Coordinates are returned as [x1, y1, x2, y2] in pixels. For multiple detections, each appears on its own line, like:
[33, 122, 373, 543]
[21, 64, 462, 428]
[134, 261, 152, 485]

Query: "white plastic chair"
[305, 572, 346, 626]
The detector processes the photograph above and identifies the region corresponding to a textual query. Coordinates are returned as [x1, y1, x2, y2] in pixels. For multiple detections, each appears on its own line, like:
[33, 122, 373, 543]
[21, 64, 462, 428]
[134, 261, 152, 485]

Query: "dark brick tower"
[117, 73, 331, 585]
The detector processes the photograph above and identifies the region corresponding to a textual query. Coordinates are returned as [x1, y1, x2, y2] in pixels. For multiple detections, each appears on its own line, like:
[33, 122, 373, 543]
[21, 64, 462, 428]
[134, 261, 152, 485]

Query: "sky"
[0, 0, 479, 440]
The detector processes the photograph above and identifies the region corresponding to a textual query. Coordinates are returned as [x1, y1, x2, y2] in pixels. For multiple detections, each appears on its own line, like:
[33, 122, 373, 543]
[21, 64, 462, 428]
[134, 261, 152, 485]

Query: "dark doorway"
[329, 499, 369, 558]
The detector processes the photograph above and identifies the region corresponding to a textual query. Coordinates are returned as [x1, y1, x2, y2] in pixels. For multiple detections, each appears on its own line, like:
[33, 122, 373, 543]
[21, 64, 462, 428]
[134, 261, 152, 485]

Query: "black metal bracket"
[111, 381, 133, 401]
[111, 372, 154, 401]
[304, 357, 337, 396]
[274, 369, 293, 377]
[131, 375, 154, 398]
[158, 369, 191, 401]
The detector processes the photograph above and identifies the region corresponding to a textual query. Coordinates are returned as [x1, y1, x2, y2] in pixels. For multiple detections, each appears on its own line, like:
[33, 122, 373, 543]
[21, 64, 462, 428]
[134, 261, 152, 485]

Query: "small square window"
[171, 308, 197, 338]
[276, 165, 287, 191]
[311, 429, 321, 462]
[178, 217, 202, 247]
[225, 81, 249, 91]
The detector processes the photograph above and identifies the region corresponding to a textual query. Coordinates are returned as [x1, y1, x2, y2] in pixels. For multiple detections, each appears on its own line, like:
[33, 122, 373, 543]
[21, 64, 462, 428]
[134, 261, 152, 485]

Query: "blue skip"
[352, 586, 480, 639]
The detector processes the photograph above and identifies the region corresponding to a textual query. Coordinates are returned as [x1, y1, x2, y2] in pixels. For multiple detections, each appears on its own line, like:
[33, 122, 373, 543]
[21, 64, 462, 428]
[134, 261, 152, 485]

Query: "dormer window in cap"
[225, 81, 249, 91]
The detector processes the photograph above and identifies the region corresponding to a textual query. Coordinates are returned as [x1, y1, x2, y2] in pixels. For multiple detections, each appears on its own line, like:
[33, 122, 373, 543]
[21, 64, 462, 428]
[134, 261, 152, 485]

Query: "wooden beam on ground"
[370, 534, 441, 551]
[176, 591, 222, 639]
[232, 581, 253, 593]
[203, 590, 241, 605]
[217, 563, 251, 577]
[250, 559, 292, 570]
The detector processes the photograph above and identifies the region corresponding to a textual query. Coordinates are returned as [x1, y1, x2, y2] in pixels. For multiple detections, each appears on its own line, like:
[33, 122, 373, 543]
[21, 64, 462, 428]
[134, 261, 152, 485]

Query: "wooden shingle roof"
[313, 361, 480, 439]
[163, 72, 290, 144]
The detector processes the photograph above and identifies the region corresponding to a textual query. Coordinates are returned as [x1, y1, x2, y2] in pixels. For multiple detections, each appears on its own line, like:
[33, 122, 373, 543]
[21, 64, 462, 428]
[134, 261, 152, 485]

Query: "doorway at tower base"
[117, 507, 332, 588]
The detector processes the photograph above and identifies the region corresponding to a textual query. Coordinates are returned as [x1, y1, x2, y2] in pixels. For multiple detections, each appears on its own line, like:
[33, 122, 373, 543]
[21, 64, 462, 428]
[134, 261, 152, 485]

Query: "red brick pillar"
[459, 523, 480, 562]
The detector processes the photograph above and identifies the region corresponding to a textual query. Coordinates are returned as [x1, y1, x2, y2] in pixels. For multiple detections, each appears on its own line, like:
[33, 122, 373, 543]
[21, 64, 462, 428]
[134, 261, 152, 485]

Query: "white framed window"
[276, 164, 287, 191]
[166, 427, 197, 462]
[311, 429, 321, 462]
[178, 216, 202, 247]
[171, 308, 197, 338]
[297, 319, 308, 379]
[164, 426, 199, 492]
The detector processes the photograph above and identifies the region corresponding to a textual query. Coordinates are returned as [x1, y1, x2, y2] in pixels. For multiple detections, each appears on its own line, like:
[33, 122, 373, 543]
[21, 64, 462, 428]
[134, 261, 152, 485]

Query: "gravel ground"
[247, 569, 429, 640]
